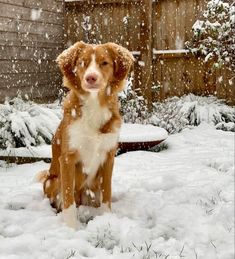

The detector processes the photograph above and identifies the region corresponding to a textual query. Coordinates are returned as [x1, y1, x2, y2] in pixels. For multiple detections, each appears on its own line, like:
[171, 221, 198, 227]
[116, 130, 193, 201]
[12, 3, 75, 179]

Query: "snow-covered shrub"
[120, 78, 234, 134]
[149, 142, 168, 153]
[151, 94, 235, 133]
[186, 0, 235, 75]
[88, 224, 120, 250]
[0, 93, 233, 150]
[119, 242, 170, 258]
[0, 96, 61, 149]
[119, 77, 150, 124]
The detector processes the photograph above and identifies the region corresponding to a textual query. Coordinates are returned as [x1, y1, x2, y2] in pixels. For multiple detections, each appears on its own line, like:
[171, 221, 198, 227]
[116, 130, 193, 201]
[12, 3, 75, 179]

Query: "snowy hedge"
[0, 94, 234, 149]
[119, 76, 150, 124]
[150, 94, 235, 134]
[120, 89, 235, 134]
[0, 96, 61, 149]
[186, 0, 235, 76]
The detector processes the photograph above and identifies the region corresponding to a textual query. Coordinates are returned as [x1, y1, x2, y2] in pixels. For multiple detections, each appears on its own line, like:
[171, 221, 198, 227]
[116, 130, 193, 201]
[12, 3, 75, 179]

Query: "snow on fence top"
[152, 49, 190, 55]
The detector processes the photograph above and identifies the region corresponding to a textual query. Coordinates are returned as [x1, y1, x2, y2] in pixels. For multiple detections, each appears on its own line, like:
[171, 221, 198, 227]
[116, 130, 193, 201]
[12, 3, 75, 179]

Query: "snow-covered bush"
[119, 76, 150, 124]
[0, 92, 234, 150]
[186, 0, 234, 74]
[88, 224, 120, 250]
[0, 96, 61, 149]
[151, 94, 235, 133]
[120, 77, 234, 133]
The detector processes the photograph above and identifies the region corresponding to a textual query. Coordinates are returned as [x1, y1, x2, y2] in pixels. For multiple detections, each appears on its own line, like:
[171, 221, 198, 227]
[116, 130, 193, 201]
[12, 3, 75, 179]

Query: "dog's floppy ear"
[105, 43, 134, 82]
[56, 41, 86, 87]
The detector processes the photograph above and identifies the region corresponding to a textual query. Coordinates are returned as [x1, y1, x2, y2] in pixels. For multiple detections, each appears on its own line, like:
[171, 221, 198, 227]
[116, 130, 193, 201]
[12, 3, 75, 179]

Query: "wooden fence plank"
[0, 72, 61, 99]
[65, 0, 140, 5]
[0, 82, 61, 103]
[175, 0, 185, 49]
[0, 30, 63, 46]
[217, 67, 235, 105]
[0, 0, 64, 102]
[0, 2, 63, 25]
[0, 0, 64, 13]
[0, 45, 61, 60]
[0, 17, 63, 36]
[0, 60, 59, 74]
[138, 0, 152, 104]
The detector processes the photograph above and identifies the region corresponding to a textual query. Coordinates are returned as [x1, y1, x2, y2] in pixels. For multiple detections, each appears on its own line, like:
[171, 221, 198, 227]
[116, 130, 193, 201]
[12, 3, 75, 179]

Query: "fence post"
[139, 0, 153, 108]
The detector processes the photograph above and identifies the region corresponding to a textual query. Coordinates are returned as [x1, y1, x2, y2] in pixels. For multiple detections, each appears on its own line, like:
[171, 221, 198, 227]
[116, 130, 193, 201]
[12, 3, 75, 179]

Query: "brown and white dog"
[39, 42, 134, 228]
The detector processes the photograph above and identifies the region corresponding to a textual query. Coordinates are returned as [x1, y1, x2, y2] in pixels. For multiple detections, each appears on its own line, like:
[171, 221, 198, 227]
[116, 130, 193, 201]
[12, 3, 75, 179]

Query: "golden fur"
[39, 42, 134, 228]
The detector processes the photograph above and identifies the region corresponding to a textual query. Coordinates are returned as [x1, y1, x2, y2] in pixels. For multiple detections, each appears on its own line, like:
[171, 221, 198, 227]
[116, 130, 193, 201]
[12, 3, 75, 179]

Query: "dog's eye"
[78, 60, 85, 68]
[101, 61, 109, 66]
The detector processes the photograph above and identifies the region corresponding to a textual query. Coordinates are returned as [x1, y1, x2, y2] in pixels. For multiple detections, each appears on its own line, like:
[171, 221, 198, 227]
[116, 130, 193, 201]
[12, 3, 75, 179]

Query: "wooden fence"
[0, 0, 64, 102]
[65, 0, 234, 105]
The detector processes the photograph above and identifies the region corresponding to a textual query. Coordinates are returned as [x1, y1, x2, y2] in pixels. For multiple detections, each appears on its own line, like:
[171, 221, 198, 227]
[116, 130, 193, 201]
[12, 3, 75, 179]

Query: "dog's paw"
[100, 202, 111, 213]
[62, 203, 79, 229]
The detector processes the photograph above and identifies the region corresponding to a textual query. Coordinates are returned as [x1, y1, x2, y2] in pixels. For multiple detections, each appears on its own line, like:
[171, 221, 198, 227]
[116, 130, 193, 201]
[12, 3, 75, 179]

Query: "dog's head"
[56, 42, 134, 94]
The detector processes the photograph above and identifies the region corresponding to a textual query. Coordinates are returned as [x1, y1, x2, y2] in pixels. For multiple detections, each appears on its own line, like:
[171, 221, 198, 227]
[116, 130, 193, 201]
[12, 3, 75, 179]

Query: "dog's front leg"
[59, 152, 78, 229]
[100, 149, 116, 209]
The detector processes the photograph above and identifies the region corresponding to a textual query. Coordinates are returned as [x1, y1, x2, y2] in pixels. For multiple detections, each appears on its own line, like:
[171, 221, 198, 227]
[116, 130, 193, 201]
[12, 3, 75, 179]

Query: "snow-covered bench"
[0, 124, 168, 163]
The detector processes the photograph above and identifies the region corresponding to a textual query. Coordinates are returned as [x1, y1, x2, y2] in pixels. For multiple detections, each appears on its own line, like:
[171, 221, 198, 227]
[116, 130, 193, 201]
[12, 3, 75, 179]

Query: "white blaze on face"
[83, 54, 101, 86]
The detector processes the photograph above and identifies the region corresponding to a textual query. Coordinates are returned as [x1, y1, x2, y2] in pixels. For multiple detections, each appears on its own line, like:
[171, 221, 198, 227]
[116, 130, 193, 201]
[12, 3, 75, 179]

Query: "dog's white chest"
[68, 95, 119, 179]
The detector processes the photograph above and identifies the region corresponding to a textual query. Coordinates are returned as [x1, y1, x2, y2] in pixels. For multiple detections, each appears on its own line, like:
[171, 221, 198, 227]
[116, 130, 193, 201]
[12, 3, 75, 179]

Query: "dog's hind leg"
[42, 126, 63, 212]
[44, 174, 62, 212]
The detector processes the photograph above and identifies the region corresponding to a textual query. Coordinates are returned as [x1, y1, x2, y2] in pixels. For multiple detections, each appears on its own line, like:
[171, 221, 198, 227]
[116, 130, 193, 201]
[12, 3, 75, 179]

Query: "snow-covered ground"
[0, 123, 234, 259]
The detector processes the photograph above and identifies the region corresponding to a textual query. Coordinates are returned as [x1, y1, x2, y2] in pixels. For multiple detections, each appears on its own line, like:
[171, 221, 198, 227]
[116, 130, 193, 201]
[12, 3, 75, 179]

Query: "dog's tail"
[35, 170, 49, 183]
